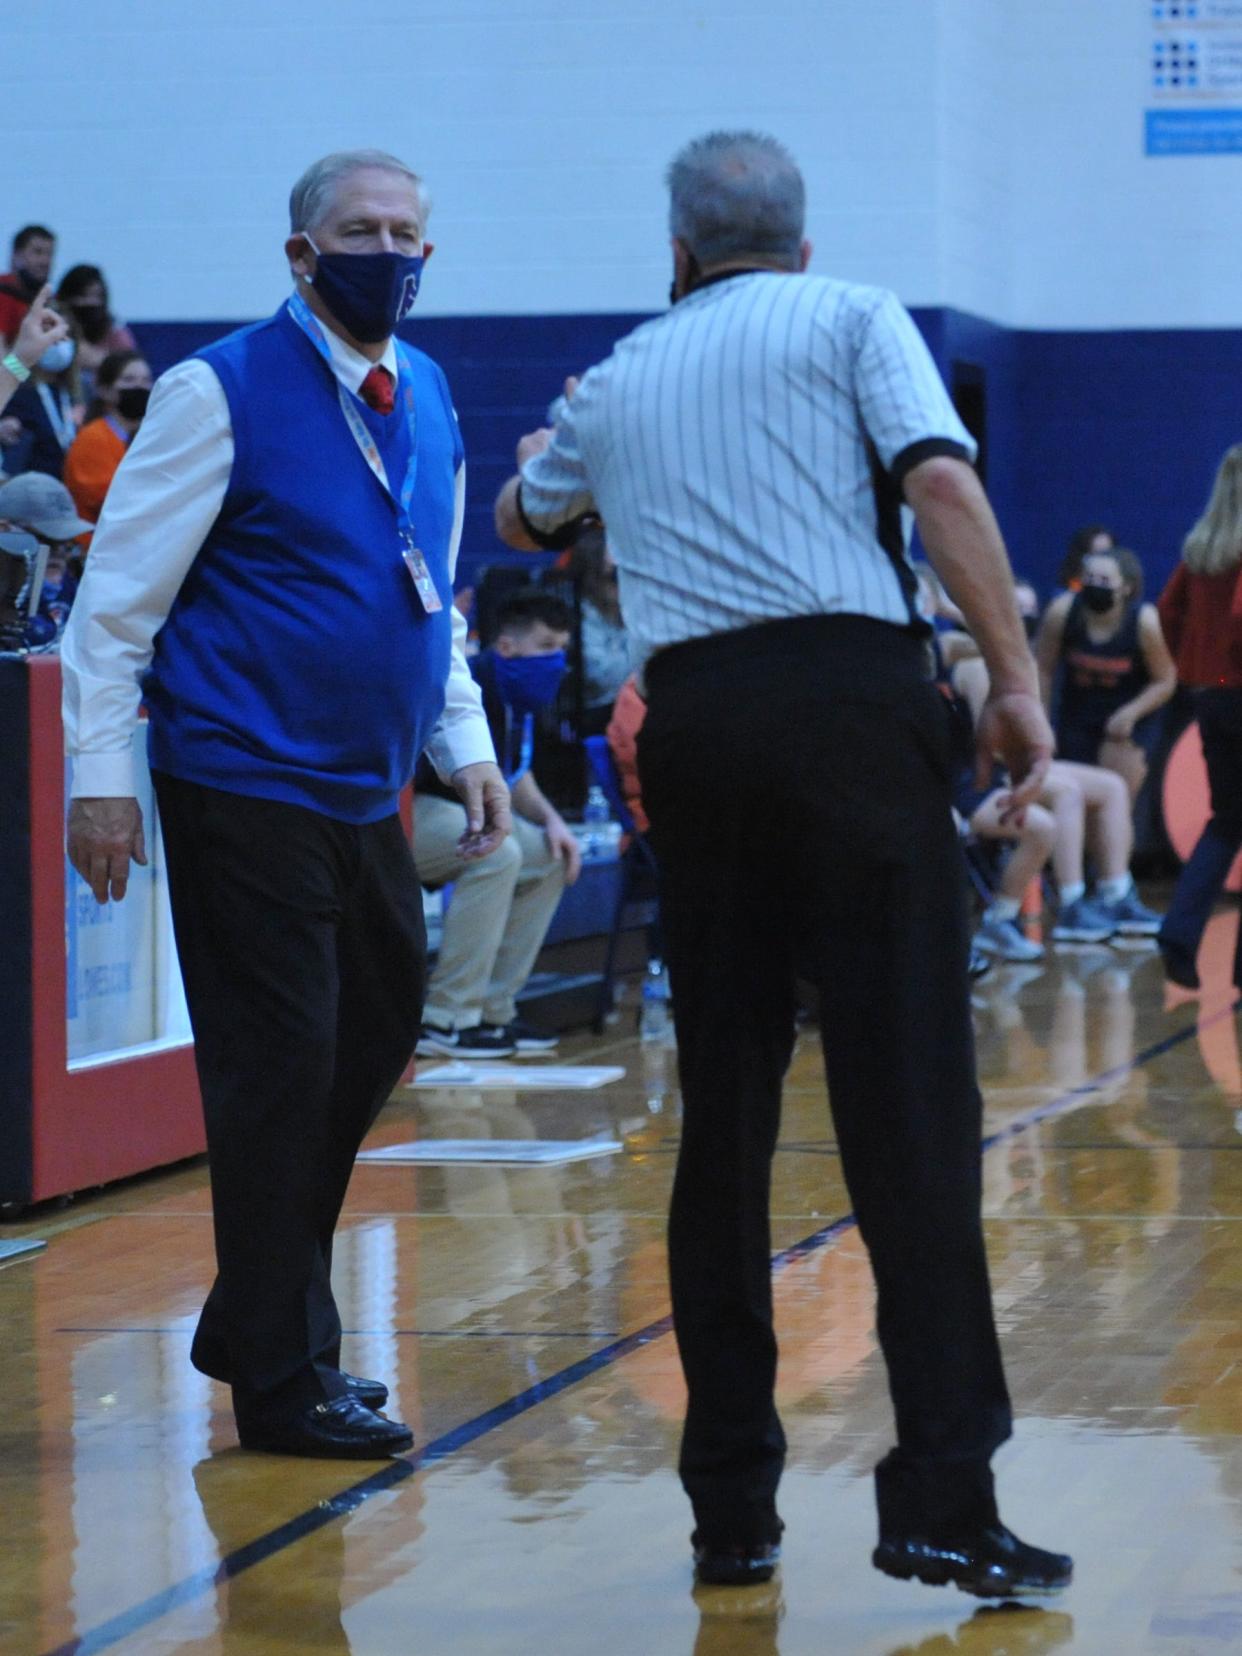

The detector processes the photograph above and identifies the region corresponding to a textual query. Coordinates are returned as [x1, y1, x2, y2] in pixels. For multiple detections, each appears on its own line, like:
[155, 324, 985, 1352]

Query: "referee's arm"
[904, 454, 1053, 808]
[495, 383, 600, 551]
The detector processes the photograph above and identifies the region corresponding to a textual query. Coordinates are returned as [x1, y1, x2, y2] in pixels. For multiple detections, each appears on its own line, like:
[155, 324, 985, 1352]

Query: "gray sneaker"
[1051, 895, 1115, 944]
[1098, 882, 1162, 937]
[973, 915, 1045, 963]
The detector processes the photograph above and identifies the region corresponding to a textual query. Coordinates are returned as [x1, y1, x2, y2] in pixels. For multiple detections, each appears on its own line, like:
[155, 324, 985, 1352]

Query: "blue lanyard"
[503, 708, 534, 786]
[287, 291, 420, 532]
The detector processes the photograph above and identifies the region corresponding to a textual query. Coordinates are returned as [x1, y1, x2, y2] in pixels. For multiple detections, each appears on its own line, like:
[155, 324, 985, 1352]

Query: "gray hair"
[289, 149, 431, 237]
[666, 131, 805, 268]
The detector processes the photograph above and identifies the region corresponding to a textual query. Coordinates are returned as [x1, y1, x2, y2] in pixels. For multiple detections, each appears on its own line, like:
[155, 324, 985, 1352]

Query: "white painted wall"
[2, 0, 1239, 328]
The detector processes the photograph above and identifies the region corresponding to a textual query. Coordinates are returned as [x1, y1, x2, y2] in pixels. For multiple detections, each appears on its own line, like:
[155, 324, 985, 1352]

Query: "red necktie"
[359, 365, 395, 415]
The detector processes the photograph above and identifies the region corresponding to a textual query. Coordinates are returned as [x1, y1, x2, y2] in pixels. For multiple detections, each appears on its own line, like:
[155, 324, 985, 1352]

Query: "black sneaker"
[416, 1022, 515, 1059]
[488, 1018, 560, 1052]
[873, 1522, 1073, 1599]
[692, 1531, 782, 1587]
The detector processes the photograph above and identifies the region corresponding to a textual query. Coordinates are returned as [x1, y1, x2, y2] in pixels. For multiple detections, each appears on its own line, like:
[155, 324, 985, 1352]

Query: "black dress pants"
[638, 616, 1012, 1544]
[153, 774, 425, 1423]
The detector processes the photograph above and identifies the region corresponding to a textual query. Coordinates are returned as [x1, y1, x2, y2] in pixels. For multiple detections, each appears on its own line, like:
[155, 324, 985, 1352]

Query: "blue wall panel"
[131, 308, 1240, 611]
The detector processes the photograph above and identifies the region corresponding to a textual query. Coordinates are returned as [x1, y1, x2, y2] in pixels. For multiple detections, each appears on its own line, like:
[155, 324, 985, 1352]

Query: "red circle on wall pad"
[1162, 720, 1242, 892]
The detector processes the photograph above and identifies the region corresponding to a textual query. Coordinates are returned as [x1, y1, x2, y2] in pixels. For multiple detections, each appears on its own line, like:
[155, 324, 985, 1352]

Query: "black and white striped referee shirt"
[518, 271, 977, 663]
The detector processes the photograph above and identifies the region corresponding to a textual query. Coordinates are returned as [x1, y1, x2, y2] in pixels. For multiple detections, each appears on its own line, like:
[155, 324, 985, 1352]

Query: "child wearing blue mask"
[413, 587, 582, 1057]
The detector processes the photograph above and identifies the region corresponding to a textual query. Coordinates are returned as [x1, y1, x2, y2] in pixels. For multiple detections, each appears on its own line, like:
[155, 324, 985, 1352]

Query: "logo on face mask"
[304, 235, 424, 344]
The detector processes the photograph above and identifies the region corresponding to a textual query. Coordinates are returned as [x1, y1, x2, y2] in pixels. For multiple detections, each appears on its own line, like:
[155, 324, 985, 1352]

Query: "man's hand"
[516, 426, 553, 469]
[1104, 708, 1136, 742]
[975, 688, 1054, 821]
[13, 285, 68, 369]
[544, 812, 583, 886]
[451, 761, 512, 860]
[68, 797, 148, 904]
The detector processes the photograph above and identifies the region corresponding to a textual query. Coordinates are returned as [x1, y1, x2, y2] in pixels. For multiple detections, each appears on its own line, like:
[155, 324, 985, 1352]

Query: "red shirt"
[1157, 561, 1242, 689]
[0, 273, 30, 346]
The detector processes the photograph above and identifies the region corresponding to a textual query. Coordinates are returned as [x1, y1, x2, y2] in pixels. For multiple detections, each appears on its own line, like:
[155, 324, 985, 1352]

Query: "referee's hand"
[975, 689, 1054, 823]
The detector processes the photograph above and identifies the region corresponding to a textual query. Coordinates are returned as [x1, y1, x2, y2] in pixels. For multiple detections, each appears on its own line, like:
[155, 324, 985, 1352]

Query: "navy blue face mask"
[491, 649, 568, 713]
[304, 236, 424, 344]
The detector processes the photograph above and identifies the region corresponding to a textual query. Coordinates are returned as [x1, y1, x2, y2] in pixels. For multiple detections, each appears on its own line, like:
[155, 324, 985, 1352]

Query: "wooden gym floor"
[4, 903, 1242, 1655]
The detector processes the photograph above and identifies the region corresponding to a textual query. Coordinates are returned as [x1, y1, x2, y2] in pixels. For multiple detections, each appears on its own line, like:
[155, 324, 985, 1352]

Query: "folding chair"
[582, 735, 661, 1032]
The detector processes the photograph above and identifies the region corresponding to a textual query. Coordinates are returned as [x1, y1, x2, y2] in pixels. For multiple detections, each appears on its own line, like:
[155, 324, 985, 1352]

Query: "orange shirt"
[63, 417, 129, 532]
[605, 674, 650, 834]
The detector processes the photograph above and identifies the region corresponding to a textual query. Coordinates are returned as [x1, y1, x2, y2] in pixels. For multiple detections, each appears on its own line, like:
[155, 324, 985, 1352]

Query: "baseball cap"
[0, 473, 91, 540]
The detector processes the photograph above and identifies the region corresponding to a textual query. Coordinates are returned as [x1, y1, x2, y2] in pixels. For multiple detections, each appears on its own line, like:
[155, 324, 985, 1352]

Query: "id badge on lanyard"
[288, 292, 443, 615]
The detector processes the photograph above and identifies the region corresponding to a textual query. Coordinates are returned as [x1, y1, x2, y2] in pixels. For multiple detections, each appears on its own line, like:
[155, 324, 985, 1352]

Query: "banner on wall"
[1146, 1, 1242, 153]
[64, 727, 191, 1067]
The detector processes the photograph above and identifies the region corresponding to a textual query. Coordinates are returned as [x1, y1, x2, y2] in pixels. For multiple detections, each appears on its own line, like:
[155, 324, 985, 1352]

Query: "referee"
[495, 132, 1072, 1598]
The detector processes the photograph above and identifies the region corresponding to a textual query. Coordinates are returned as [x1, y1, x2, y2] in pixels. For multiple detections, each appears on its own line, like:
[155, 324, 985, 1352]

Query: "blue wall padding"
[131, 308, 1239, 609]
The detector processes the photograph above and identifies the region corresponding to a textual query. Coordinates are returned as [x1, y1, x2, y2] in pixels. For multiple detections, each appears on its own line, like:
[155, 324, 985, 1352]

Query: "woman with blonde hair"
[1157, 444, 1242, 989]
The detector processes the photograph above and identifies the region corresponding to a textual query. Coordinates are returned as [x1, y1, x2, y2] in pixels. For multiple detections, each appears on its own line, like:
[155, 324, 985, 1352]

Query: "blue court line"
[54, 1327, 623, 1340]
[41, 1002, 1234, 1656]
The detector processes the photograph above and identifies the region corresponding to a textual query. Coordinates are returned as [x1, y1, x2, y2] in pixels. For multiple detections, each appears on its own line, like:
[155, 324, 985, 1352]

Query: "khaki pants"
[414, 793, 566, 1030]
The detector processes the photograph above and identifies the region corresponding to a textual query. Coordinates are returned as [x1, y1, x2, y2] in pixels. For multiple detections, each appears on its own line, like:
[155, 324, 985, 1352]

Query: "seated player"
[953, 657, 1162, 954]
[414, 589, 581, 1056]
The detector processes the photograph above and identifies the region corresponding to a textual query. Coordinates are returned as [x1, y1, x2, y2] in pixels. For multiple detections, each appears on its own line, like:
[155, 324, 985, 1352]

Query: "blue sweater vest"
[143, 302, 460, 823]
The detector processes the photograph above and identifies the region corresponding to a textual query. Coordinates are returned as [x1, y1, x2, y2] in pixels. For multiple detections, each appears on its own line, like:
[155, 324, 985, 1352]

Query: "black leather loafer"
[873, 1523, 1073, 1598]
[237, 1395, 414, 1459]
[337, 1371, 388, 1410]
[692, 1534, 782, 1587]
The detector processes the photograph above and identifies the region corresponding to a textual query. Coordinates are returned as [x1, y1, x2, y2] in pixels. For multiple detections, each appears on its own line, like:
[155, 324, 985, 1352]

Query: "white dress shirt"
[519, 274, 977, 665]
[62, 306, 494, 799]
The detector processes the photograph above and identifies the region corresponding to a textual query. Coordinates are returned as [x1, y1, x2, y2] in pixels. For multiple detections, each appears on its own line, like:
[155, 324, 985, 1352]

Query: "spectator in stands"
[63, 350, 152, 529]
[571, 527, 635, 735]
[1014, 577, 1040, 640]
[1035, 545, 1177, 802]
[0, 473, 91, 645]
[1156, 444, 1242, 991]
[56, 265, 139, 405]
[0, 327, 80, 478]
[0, 225, 56, 346]
[414, 588, 582, 1057]
[954, 655, 1161, 954]
[0, 285, 69, 418]
[1057, 523, 1115, 593]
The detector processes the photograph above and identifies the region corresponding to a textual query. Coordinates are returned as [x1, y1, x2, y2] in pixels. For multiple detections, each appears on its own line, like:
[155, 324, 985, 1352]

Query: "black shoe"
[873, 1523, 1073, 1599]
[1158, 937, 1200, 991]
[237, 1394, 414, 1459]
[692, 1533, 782, 1587]
[338, 1370, 388, 1410]
[487, 1018, 560, 1053]
[416, 1021, 516, 1059]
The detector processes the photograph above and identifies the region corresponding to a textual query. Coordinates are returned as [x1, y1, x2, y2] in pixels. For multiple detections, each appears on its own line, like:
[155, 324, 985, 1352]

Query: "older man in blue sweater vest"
[62, 151, 510, 1459]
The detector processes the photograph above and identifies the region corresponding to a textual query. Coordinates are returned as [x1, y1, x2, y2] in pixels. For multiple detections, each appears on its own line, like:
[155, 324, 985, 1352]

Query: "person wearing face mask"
[0, 224, 56, 348]
[1035, 546, 1177, 804]
[413, 587, 582, 1056]
[1, 330, 81, 479]
[60, 148, 508, 1461]
[0, 472, 91, 638]
[63, 350, 153, 532]
[55, 264, 138, 406]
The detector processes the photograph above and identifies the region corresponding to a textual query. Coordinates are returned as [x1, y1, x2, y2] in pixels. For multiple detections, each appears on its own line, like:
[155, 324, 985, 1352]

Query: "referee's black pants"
[638, 616, 1012, 1546]
[153, 774, 425, 1425]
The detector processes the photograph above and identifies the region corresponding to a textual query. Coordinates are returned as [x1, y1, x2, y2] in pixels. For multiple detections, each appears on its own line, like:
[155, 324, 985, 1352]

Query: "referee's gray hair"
[666, 131, 805, 268]
[289, 150, 431, 236]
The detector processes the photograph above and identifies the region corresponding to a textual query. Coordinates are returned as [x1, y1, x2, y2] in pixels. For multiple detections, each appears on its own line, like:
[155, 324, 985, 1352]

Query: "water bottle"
[639, 958, 672, 1043]
[582, 784, 611, 861]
